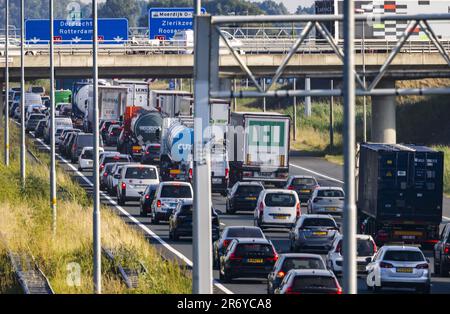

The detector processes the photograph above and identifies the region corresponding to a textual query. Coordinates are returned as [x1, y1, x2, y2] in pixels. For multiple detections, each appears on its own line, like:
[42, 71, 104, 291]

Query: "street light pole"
[20, 0, 26, 187]
[343, 0, 357, 294]
[49, 0, 57, 235]
[92, 0, 102, 294]
[293, 78, 297, 141]
[355, 9, 367, 142]
[4, 0, 9, 167]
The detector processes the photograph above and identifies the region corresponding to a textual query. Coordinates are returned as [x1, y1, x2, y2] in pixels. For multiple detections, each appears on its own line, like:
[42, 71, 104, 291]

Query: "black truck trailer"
[358, 143, 444, 248]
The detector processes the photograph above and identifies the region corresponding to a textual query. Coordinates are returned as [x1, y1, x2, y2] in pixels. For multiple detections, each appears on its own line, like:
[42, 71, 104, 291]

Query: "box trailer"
[358, 143, 444, 247]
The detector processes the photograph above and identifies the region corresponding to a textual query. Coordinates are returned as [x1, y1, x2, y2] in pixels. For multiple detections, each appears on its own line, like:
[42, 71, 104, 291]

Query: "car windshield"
[160, 185, 192, 198]
[125, 167, 157, 180]
[301, 218, 336, 228]
[264, 193, 296, 207]
[227, 228, 263, 238]
[292, 178, 316, 186]
[338, 239, 375, 256]
[236, 185, 263, 196]
[383, 250, 425, 262]
[281, 258, 326, 272]
[235, 244, 274, 257]
[55, 129, 64, 136]
[317, 190, 344, 198]
[292, 276, 337, 290]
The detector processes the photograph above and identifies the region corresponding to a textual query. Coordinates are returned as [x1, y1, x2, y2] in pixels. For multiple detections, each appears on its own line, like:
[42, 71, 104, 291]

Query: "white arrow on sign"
[72, 36, 81, 43]
[30, 37, 40, 44]
[113, 36, 124, 42]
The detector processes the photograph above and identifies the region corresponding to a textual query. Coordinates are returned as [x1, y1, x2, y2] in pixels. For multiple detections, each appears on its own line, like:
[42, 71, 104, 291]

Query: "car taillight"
[380, 262, 394, 268]
[189, 168, 193, 179]
[335, 286, 343, 295]
[103, 172, 108, 177]
[145, 195, 150, 200]
[100, 164, 105, 170]
[259, 202, 264, 213]
[285, 286, 300, 295]
[121, 182, 126, 189]
[372, 241, 378, 253]
[296, 202, 300, 217]
[276, 271, 285, 278]
[223, 239, 231, 248]
[416, 263, 429, 269]
[267, 247, 278, 262]
[287, 185, 295, 190]
[335, 241, 342, 254]
[444, 244, 450, 255]
[229, 253, 242, 261]
[110, 132, 114, 136]
[145, 151, 150, 155]
[157, 200, 161, 208]
[225, 168, 229, 180]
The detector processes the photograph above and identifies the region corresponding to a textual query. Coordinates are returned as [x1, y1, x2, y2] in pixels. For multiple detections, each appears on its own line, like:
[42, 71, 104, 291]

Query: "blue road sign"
[169, 80, 176, 90]
[25, 18, 128, 44]
[148, 7, 206, 40]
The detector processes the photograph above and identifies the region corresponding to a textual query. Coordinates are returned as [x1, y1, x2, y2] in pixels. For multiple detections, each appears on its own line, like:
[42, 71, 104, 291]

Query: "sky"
[249, 0, 315, 13]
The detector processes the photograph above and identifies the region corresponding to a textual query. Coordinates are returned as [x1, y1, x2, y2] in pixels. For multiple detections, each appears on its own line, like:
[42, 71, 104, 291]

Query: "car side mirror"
[365, 257, 372, 263]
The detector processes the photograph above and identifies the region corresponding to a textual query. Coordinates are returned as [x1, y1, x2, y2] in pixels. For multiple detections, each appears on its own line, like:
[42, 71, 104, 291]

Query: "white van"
[44, 117, 73, 144]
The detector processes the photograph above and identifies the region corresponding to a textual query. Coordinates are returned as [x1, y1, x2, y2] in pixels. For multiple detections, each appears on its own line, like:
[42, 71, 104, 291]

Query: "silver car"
[365, 245, 431, 293]
[307, 187, 344, 217]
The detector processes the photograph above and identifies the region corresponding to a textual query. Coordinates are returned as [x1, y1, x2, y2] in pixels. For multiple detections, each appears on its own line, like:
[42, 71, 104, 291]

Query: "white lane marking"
[32, 136, 233, 294]
[289, 162, 344, 184]
[289, 162, 450, 222]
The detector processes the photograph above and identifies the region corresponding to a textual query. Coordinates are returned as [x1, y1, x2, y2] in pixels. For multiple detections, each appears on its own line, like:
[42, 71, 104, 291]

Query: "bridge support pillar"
[371, 80, 396, 144]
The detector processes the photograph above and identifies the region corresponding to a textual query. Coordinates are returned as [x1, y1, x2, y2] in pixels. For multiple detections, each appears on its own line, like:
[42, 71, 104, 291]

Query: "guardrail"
[1, 38, 449, 56]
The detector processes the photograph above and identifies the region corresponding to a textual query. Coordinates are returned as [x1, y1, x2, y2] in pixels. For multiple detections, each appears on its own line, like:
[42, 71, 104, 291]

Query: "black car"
[289, 214, 340, 254]
[219, 238, 278, 282]
[141, 143, 161, 165]
[168, 201, 220, 241]
[59, 131, 77, 157]
[213, 226, 266, 268]
[225, 181, 264, 214]
[266, 253, 326, 294]
[105, 125, 121, 146]
[284, 175, 319, 203]
[100, 163, 116, 191]
[139, 184, 158, 217]
[34, 119, 46, 138]
[434, 222, 450, 277]
[70, 133, 102, 163]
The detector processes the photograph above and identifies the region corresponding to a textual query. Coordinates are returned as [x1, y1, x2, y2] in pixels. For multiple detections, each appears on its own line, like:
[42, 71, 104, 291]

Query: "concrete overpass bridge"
[1, 51, 450, 80]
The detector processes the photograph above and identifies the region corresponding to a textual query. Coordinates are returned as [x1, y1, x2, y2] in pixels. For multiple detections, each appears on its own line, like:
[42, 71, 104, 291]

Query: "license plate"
[212, 178, 221, 184]
[327, 207, 337, 211]
[247, 258, 263, 264]
[246, 197, 257, 200]
[170, 169, 181, 174]
[274, 215, 288, 220]
[313, 231, 327, 236]
[132, 146, 141, 151]
[300, 189, 310, 193]
[396, 267, 413, 273]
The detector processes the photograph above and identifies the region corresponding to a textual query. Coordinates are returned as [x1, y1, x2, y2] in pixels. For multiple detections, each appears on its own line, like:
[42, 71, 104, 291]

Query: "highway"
[29, 133, 450, 294]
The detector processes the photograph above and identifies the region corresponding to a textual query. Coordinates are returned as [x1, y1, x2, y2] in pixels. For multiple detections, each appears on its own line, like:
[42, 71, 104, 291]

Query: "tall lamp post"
[355, 8, 367, 142]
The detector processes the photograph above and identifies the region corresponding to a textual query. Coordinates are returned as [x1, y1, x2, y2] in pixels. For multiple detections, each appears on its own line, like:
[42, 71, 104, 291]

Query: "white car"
[78, 146, 104, 171]
[106, 163, 131, 196]
[307, 187, 344, 216]
[254, 189, 300, 230]
[150, 181, 193, 224]
[326, 234, 377, 275]
[116, 165, 159, 205]
[365, 245, 431, 293]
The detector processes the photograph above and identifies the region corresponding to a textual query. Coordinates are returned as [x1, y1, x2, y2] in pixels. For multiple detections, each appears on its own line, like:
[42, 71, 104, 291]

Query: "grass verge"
[0, 122, 191, 294]
[433, 146, 450, 196]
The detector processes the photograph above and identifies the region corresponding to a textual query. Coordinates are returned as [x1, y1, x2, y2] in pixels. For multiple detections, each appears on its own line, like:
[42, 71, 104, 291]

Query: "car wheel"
[117, 195, 125, 206]
[434, 261, 440, 275]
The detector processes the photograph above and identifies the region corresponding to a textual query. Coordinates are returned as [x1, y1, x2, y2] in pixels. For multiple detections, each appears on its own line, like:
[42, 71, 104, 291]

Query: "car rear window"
[235, 244, 274, 257]
[30, 115, 45, 120]
[104, 156, 130, 164]
[292, 275, 337, 290]
[317, 190, 344, 198]
[77, 135, 94, 147]
[265, 193, 296, 207]
[110, 127, 121, 136]
[125, 167, 158, 180]
[292, 178, 316, 186]
[236, 185, 263, 196]
[281, 258, 326, 272]
[301, 218, 336, 228]
[160, 185, 192, 198]
[81, 150, 93, 159]
[227, 228, 263, 238]
[103, 164, 115, 172]
[383, 250, 425, 262]
[337, 239, 375, 256]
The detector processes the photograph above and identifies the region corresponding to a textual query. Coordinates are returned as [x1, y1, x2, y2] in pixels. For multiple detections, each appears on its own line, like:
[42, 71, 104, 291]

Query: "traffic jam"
[13, 79, 449, 294]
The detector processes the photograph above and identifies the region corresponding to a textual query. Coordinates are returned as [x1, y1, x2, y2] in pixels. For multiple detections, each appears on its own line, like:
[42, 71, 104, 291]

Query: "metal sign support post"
[4, 0, 9, 166]
[20, 0, 26, 187]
